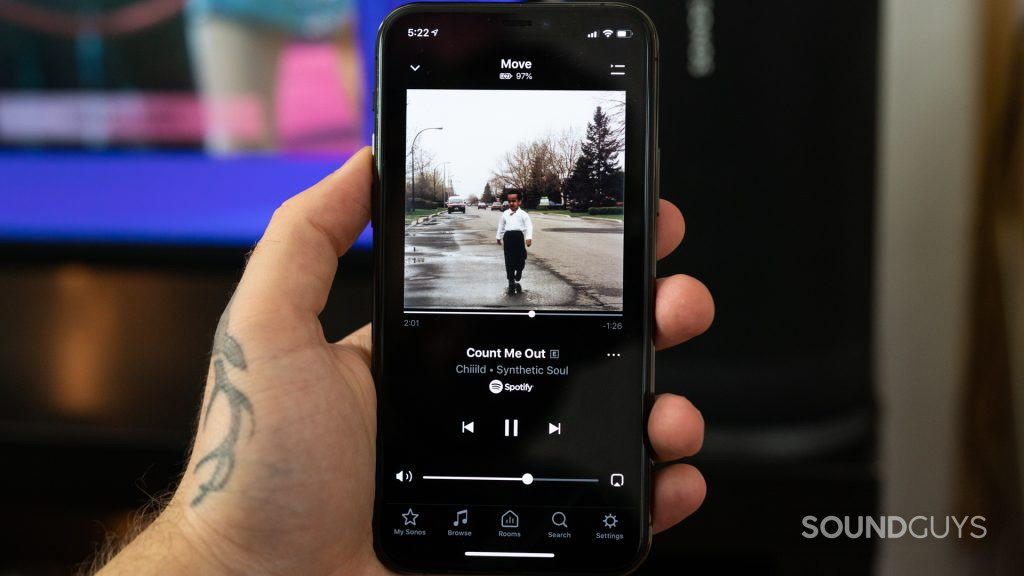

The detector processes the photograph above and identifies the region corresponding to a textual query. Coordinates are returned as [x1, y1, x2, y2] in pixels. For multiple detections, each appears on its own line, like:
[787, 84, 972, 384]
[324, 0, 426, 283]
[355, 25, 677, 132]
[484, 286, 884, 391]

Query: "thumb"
[231, 147, 372, 341]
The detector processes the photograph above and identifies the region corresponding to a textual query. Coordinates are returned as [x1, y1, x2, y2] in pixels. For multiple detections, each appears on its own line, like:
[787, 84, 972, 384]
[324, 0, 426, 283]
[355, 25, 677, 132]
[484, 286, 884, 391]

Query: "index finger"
[234, 147, 372, 327]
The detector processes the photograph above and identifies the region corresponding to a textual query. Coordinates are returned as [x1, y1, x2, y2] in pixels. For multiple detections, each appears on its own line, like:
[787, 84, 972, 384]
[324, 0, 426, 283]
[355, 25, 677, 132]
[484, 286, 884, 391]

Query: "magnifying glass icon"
[551, 511, 568, 528]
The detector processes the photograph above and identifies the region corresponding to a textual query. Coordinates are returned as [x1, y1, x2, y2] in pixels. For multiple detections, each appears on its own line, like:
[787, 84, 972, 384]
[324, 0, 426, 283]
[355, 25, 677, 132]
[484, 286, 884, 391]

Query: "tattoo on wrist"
[192, 305, 254, 507]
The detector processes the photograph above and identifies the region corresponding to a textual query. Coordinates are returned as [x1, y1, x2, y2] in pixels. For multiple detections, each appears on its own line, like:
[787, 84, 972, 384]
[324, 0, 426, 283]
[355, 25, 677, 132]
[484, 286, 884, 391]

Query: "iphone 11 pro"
[372, 3, 659, 573]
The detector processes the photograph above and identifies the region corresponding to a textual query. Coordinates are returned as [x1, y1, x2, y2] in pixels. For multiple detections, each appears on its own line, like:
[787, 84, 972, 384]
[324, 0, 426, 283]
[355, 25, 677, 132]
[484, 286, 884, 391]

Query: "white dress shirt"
[497, 208, 533, 241]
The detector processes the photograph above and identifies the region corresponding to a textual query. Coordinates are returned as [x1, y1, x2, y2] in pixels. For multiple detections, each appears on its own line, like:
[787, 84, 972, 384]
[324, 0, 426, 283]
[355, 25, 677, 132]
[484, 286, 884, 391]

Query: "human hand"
[526, 239, 532, 247]
[497, 239, 502, 245]
[99, 147, 713, 576]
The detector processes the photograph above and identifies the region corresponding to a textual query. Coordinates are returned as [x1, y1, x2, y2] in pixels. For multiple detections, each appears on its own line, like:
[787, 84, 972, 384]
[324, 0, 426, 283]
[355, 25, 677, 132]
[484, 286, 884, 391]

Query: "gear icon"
[602, 513, 619, 529]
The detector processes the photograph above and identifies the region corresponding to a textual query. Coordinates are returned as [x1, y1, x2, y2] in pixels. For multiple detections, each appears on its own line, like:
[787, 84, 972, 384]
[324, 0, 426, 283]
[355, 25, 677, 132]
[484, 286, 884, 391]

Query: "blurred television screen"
[0, 0, 396, 251]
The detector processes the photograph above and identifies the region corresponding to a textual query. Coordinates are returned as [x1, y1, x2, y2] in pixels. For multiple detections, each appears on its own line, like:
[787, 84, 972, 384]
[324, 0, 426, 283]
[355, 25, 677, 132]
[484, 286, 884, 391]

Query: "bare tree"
[492, 139, 563, 208]
[492, 141, 535, 190]
[551, 127, 584, 181]
[405, 148, 442, 207]
[597, 95, 626, 153]
[429, 166, 443, 203]
[487, 177, 504, 196]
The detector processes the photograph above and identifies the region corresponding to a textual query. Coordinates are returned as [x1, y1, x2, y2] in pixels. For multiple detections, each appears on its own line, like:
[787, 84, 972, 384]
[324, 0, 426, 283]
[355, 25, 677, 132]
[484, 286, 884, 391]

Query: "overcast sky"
[406, 89, 625, 197]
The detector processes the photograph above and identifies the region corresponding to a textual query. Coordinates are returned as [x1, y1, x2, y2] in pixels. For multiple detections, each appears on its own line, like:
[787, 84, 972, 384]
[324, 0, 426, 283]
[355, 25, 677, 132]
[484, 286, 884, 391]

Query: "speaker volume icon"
[395, 470, 413, 482]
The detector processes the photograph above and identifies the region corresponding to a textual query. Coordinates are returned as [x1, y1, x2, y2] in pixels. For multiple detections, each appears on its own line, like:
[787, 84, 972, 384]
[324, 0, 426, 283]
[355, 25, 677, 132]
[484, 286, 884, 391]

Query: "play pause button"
[549, 422, 561, 435]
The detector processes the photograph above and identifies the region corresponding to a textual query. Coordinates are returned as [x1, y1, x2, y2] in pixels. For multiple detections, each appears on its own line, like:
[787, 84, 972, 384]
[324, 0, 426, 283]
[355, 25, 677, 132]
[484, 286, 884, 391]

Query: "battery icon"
[616, 30, 633, 38]
[499, 72, 512, 80]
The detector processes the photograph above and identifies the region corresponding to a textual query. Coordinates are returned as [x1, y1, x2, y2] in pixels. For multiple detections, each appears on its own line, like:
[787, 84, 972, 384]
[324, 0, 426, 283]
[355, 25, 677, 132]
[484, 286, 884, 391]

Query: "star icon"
[402, 508, 419, 526]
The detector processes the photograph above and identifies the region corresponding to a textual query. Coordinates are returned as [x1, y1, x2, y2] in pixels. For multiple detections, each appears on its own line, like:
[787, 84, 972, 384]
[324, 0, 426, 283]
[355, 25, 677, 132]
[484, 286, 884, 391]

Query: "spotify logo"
[489, 379, 503, 394]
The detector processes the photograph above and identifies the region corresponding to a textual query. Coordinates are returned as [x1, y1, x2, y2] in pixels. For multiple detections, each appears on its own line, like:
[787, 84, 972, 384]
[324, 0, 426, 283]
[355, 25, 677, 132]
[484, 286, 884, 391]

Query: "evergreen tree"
[481, 182, 495, 204]
[564, 154, 592, 209]
[566, 106, 624, 208]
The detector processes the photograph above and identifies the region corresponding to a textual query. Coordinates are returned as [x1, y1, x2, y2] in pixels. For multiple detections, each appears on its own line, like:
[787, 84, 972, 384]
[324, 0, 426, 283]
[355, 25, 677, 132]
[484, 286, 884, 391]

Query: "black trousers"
[502, 230, 527, 281]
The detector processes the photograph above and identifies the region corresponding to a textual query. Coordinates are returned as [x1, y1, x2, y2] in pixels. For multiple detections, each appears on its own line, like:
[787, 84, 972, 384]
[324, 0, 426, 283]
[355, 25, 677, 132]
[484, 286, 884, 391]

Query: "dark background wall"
[0, 1, 880, 573]
[619, 1, 879, 573]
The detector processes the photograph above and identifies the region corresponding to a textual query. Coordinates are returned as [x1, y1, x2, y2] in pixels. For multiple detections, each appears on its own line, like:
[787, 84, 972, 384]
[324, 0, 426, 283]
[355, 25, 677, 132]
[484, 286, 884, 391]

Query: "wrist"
[97, 499, 235, 576]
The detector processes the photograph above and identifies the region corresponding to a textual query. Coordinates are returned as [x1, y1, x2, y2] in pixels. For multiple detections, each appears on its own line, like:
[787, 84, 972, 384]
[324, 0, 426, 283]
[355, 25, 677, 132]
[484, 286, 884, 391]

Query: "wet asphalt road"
[404, 207, 624, 311]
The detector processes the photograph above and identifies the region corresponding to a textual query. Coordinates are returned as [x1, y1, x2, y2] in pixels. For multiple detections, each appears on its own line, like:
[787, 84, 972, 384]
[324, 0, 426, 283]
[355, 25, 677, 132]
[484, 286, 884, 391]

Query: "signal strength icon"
[602, 29, 614, 38]
[587, 30, 599, 38]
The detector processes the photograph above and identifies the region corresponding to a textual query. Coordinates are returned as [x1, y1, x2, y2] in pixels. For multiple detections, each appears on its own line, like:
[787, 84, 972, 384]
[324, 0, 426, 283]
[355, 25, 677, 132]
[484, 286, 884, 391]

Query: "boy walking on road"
[496, 191, 533, 295]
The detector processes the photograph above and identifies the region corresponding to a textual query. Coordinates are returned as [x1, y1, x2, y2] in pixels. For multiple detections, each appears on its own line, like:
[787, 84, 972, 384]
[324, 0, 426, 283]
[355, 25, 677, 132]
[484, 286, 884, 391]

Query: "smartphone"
[372, 3, 658, 573]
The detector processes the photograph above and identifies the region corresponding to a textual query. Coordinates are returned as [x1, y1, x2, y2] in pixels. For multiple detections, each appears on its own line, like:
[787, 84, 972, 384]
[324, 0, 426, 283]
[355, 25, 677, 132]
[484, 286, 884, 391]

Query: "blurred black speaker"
[625, 0, 879, 458]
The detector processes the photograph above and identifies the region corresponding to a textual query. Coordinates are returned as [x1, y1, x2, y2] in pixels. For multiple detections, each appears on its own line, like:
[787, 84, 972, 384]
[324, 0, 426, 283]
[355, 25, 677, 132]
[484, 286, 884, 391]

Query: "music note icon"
[453, 509, 469, 526]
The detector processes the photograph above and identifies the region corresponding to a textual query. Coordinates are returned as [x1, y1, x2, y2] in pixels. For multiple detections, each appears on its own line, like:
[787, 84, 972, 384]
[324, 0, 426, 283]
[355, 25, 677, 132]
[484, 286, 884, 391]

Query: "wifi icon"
[602, 29, 614, 38]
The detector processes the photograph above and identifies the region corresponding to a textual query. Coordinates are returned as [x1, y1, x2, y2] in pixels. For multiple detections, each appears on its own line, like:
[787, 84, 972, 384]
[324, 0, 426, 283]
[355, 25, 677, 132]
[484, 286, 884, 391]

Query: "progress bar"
[404, 309, 622, 318]
[466, 551, 555, 558]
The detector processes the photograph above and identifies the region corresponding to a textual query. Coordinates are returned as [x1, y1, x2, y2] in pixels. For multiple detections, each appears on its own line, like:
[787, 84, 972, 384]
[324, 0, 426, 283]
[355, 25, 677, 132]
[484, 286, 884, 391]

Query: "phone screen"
[373, 4, 657, 573]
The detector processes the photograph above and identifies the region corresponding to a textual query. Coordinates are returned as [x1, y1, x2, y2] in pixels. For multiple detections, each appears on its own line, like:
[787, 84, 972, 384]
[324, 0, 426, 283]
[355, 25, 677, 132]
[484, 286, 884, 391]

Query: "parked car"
[446, 195, 467, 213]
[490, 202, 503, 211]
[478, 202, 488, 209]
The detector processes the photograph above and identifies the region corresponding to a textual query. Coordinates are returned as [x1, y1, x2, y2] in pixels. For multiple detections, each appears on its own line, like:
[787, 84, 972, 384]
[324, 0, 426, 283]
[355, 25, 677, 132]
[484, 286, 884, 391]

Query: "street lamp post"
[409, 126, 443, 213]
[440, 161, 452, 205]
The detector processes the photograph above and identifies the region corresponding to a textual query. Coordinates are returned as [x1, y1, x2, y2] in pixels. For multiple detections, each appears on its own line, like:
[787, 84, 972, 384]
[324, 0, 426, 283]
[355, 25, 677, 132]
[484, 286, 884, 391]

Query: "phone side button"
[655, 146, 661, 215]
